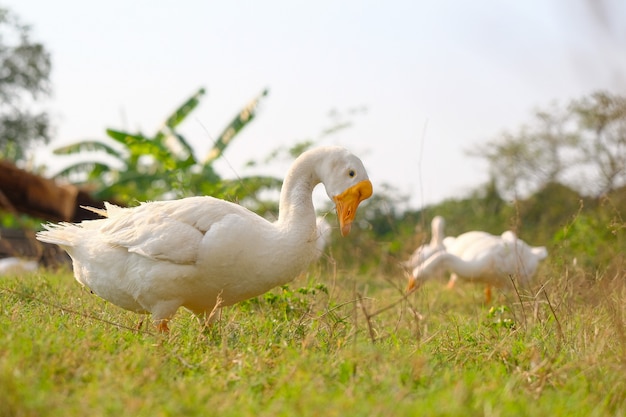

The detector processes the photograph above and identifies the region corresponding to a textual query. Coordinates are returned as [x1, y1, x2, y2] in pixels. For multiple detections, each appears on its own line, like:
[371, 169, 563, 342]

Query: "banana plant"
[53, 88, 277, 204]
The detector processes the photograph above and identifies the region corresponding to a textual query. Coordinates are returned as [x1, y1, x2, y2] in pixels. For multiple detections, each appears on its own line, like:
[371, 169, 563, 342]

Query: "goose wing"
[97, 196, 256, 265]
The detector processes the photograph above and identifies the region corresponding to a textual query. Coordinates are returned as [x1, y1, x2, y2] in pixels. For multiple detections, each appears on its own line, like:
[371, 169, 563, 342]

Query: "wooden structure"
[0, 160, 115, 267]
[0, 160, 107, 222]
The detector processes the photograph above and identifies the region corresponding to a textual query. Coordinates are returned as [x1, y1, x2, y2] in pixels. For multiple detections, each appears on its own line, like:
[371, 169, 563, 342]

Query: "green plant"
[52, 88, 276, 204]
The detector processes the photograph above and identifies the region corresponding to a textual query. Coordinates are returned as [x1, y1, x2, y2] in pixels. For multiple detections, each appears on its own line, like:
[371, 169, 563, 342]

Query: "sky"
[4, 0, 626, 209]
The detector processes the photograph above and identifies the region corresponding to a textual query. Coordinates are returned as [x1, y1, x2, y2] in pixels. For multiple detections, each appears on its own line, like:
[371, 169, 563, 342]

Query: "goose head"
[317, 148, 373, 236]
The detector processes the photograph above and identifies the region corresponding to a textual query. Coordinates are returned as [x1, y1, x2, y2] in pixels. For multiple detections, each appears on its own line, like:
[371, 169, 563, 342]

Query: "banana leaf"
[53, 162, 114, 181]
[106, 129, 171, 163]
[165, 87, 206, 129]
[53, 141, 125, 160]
[106, 129, 157, 149]
[153, 88, 206, 163]
[170, 133, 197, 164]
[204, 88, 269, 164]
[153, 131, 197, 166]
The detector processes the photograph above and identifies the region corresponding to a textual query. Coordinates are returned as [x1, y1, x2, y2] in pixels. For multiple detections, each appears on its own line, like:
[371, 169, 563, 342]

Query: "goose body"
[36, 146, 372, 331]
[442, 231, 495, 288]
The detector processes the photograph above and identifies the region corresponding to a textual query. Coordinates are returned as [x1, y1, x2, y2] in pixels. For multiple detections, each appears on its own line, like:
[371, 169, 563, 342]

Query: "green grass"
[1, 259, 626, 417]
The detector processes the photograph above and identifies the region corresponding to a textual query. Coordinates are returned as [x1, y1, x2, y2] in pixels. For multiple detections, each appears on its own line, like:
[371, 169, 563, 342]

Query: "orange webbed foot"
[156, 319, 170, 333]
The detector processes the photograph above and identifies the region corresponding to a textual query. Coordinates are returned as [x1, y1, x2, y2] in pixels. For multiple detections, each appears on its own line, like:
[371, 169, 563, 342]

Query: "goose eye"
[348, 169, 355, 178]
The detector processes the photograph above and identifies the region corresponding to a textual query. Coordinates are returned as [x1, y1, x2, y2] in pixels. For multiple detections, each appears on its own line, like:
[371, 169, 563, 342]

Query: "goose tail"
[36, 223, 82, 247]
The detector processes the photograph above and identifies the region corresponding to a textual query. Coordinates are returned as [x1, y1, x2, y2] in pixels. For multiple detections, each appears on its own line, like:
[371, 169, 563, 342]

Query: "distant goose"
[408, 230, 547, 302]
[0, 257, 38, 275]
[37, 146, 373, 331]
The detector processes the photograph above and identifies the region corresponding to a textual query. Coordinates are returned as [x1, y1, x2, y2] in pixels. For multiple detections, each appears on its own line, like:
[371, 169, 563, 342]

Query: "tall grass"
[1, 255, 625, 416]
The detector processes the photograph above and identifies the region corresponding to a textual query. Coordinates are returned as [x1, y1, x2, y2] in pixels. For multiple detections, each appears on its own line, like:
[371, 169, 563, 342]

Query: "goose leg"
[446, 274, 458, 289]
[484, 286, 492, 304]
[156, 319, 170, 333]
[148, 300, 180, 333]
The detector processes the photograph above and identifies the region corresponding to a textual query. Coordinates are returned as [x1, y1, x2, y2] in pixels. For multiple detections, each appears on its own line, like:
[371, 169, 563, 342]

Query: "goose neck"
[277, 152, 320, 227]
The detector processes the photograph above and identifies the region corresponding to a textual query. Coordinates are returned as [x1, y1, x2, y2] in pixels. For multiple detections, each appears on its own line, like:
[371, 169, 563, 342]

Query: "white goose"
[403, 217, 491, 291]
[407, 230, 547, 302]
[36, 146, 373, 331]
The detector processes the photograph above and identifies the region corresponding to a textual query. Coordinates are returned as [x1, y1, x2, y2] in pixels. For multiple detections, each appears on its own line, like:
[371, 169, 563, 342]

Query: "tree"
[468, 91, 626, 200]
[0, 7, 52, 163]
[570, 91, 626, 196]
[467, 103, 578, 200]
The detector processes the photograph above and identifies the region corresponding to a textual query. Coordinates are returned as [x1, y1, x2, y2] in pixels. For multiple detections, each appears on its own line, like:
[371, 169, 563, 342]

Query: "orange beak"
[406, 268, 422, 293]
[333, 180, 373, 237]
[406, 276, 418, 293]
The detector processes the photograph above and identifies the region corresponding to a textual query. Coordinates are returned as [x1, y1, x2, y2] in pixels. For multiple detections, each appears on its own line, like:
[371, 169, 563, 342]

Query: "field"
[2, 256, 626, 417]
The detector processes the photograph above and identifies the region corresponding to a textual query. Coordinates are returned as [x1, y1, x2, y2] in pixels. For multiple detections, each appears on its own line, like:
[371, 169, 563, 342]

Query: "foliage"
[0, 7, 52, 163]
[52, 88, 275, 205]
[0, 211, 42, 230]
[550, 192, 626, 271]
